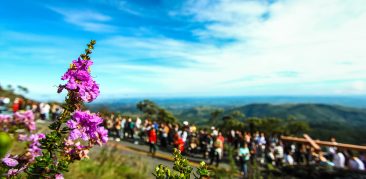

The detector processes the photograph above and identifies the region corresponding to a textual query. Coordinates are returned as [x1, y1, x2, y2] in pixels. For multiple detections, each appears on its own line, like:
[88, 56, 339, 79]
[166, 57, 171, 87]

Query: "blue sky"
[1, 0, 366, 101]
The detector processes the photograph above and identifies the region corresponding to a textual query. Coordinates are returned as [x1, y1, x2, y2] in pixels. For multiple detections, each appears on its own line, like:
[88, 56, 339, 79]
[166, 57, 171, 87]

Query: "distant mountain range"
[94, 96, 366, 109]
[174, 103, 366, 144]
[226, 103, 366, 124]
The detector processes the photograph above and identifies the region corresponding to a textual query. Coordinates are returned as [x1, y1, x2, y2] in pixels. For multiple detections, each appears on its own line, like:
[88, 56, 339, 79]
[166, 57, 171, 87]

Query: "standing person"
[51, 104, 57, 120]
[244, 132, 251, 144]
[129, 119, 135, 139]
[120, 118, 126, 139]
[13, 98, 20, 113]
[0, 97, 4, 114]
[44, 103, 51, 120]
[210, 136, 223, 167]
[106, 117, 114, 139]
[188, 133, 199, 155]
[234, 130, 243, 149]
[54, 106, 62, 121]
[205, 133, 214, 160]
[217, 132, 225, 151]
[135, 117, 142, 129]
[200, 129, 209, 159]
[160, 123, 169, 149]
[148, 125, 157, 156]
[266, 145, 276, 165]
[178, 126, 188, 144]
[284, 151, 295, 166]
[348, 151, 365, 170]
[333, 149, 346, 168]
[326, 137, 337, 158]
[360, 152, 366, 169]
[31, 103, 39, 119]
[124, 118, 131, 139]
[229, 130, 235, 146]
[40, 103, 50, 120]
[274, 141, 284, 166]
[167, 123, 175, 146]
[115, 117, 122, 141]
[257, 133, 266, 164]
[39, 103, 46, 120]
[174, 133, 184, 153]
[239, 142, 250, 178]
[2, 98, 10, 113]
[135, 117, 142, 142]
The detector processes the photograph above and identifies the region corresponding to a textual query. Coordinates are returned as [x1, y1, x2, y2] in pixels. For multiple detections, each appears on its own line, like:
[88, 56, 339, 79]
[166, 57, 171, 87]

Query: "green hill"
[222, 103, 366, 144]
[226, 103, 366, 124]
[175, 103, 366, 144]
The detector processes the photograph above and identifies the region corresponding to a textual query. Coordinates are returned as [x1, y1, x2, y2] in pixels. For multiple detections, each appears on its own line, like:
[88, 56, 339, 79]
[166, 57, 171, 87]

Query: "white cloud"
[48, 7, 116, 32]
[351, 81, 366, 92]
[110, 0, 366, 96]
[146, 0, 366, 95]
[6, 1, 366, 98]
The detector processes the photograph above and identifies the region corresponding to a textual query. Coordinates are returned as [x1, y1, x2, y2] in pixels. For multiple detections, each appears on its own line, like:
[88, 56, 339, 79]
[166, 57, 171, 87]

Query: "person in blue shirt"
[239, 142, 250, 177]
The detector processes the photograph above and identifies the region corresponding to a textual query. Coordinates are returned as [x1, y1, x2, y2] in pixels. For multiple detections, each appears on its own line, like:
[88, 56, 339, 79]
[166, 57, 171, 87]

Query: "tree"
[209, 109, 223, 125]
[137, 99, 178, 123]
[136, 99, 159, 118]
[157, 108, 177, 123]
[6, 85, 14, 93]
[17, 85, 29, 94]
[230, 110, 245, 120]
[284, 120, 310, 136]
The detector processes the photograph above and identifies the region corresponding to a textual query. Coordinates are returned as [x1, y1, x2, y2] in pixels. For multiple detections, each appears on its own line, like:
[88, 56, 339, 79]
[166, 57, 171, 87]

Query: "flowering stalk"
[26, 40, 108, 179]
[1, 40, 108, 179]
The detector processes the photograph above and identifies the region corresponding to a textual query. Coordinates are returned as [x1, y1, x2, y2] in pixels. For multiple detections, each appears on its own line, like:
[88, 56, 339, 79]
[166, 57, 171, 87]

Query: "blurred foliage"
[65, 146, 150, 179]
[153, 149, 210, 179]
[0, 132, 12, 158]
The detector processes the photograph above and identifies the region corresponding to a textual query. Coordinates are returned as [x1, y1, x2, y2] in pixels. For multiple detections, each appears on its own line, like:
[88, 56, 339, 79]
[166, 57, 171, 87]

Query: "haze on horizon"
[1, 0, 366, 101]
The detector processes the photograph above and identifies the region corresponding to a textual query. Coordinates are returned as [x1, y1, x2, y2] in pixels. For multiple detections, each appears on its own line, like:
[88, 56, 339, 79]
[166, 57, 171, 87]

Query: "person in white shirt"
[120, 118, 126, 139]
[284, 152, 295, 165]
[181, 130, 188, 143]
[135, 117, 141, 129]
[333, 150, 345, 168]
[211, 126, 218, 136]
[348, 151, 365, 170]
[274, 141, 284, 166]
[259, 133, 266, 145]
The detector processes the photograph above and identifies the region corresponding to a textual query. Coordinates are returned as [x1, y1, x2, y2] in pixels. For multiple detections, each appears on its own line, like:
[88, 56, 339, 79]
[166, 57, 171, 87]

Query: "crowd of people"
[104, 114, 366, 177]
[2, 97, 365, 177]
[0, 96, 63, 121]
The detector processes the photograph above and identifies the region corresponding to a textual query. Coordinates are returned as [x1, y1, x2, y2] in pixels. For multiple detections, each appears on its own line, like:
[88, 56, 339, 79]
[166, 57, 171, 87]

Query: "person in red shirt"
[148, 126, 157, 156]
[174, 133, 184, 153]
[12, 98, 20, 113]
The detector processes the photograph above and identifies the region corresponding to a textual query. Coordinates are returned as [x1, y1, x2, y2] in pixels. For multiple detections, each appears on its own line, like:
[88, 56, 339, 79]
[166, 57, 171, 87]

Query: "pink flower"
[7, 166, 26, 177]
[18, 134, 28, 141]
[55, 173, 64, 179]
[66, 110, 107, 145]
[8, 168, 19, 176]
[13, 110, 36, 131]
[19, 133, 46, 161]
[63, 141, 90, 160]
[2, 154, 19, 167]
[59, 57, 100, 102]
